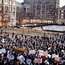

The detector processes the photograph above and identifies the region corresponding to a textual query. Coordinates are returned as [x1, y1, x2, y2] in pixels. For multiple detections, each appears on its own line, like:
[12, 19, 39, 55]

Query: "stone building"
[23, 0, 59, 21]
[0, 0, 16, 26]
[59, 6, 65, 24]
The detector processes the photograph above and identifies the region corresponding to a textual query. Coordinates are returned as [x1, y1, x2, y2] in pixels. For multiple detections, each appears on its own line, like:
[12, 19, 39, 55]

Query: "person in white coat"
[17, 54, 25, 65]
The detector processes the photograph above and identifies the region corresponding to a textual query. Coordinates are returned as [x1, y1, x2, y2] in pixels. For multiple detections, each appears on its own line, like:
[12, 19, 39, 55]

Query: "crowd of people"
[0, 32, 65, 65]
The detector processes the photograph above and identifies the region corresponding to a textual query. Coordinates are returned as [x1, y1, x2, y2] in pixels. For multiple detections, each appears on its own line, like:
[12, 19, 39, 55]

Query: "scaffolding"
[0, 0, 16, 27]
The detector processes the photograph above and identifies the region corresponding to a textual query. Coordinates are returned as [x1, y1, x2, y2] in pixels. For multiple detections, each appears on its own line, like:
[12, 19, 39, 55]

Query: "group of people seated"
[0, 32, 65, 65]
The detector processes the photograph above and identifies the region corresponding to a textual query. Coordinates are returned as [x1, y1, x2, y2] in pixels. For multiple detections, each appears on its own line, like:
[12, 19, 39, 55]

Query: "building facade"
[59, 6, 65, 24]
[23, 0, 59, 22]
[0, 0, 16, 26]
[60, 6, 65, 19]
[16, 2, 22, 21]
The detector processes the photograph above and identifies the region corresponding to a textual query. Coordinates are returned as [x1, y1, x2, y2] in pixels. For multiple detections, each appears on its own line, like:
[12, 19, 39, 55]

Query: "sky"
[16, 0, 65, 7]
[60, 0, 65, 7]
[16, 0, 24, 3]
